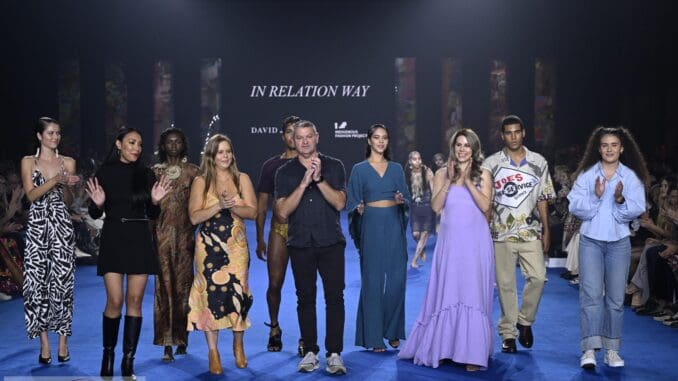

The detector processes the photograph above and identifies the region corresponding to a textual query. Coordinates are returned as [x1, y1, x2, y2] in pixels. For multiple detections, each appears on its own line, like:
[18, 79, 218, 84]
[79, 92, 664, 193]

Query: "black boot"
[121, 315, 142, 379]
[100, 314, 121, 377]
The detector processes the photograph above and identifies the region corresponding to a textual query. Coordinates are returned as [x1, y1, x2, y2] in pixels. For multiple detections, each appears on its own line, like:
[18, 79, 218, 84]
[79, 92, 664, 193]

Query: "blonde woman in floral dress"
[186, 134, 257, 374]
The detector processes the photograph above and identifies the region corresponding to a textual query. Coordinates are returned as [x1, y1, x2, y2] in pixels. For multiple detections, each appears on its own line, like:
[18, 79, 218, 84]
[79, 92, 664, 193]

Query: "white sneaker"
[580, 350, 596, 369]
[325, 353, 347, 375]
[298, 351, 319, 373]
[604, 350, 624, 367]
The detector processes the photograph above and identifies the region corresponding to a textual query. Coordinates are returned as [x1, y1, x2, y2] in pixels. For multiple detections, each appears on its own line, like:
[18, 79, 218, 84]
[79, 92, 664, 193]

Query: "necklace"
[155, 163, 182, 180]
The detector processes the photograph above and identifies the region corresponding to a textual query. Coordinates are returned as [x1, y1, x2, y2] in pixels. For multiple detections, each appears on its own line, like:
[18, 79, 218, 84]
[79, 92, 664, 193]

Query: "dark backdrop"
[1, 0, 676, 175]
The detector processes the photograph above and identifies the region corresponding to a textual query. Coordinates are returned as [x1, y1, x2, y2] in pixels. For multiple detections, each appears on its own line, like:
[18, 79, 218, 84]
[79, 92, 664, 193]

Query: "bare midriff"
[366, 200, 397, 207]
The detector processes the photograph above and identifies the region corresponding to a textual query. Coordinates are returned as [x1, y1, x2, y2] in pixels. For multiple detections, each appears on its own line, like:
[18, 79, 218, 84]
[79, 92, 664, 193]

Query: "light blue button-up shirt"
[568, 161, 646, 242]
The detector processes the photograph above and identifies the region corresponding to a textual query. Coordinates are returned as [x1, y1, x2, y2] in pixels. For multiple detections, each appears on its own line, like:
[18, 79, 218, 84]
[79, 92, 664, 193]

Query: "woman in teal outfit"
[347, 124, 409, 352]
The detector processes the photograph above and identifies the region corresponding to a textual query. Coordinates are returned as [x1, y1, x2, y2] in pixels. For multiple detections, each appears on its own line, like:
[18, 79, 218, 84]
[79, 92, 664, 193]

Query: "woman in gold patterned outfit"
[152, 128, 199, 362]
[187, 134, 257, 374]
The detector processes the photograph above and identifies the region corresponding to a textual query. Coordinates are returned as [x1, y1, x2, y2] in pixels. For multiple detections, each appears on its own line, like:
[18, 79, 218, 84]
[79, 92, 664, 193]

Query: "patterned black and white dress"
[23, 158, 75, 339]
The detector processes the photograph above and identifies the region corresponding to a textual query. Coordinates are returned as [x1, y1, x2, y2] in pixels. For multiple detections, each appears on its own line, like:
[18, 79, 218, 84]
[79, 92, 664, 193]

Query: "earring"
[117, 149, 121, 156]
[55, 148, 59, 158]
[35, 147, 40, 157]
[181, 156, 188, 163]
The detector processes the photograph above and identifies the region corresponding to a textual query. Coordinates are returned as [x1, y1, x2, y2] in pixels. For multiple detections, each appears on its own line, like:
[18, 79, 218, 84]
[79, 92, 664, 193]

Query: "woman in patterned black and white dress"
[20, 117, 80, 364]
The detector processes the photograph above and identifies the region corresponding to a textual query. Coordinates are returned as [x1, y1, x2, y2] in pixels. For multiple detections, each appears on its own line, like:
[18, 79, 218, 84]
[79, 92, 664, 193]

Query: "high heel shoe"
[208, 349, 223, 375]
[38, 354, 52, 365]
[161, 346, 174, 363]
[58, 350, 70, 362]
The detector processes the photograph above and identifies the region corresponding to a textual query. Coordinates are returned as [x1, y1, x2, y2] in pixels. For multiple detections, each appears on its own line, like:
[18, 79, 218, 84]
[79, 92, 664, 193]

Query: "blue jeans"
[578, 234, 631, 351]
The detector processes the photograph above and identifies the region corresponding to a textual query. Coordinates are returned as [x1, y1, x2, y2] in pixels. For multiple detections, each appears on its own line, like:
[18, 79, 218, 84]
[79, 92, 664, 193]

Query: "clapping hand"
[614, 181, 624, 203]
[660, 207, 678, 224]
[594, 176, 606, 198]
[151, 175, 172, 204]
[301, 166, 315, 188]
[310, 157, 322, 182]
[219, 191, 243, 209]
[85, 177, 105, 207]
[659, 243, 677, 259]
[446, 157, 455, 180]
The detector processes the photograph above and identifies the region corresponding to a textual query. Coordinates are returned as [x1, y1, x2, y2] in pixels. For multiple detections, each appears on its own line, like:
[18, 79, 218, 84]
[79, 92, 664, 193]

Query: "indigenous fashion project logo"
[493, 167, 540, 208]
[334, 121, 367, 139]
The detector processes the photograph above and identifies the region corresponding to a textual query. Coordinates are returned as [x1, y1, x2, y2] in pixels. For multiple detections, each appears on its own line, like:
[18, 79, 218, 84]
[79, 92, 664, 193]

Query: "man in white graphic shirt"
[482, 115, 555, 354]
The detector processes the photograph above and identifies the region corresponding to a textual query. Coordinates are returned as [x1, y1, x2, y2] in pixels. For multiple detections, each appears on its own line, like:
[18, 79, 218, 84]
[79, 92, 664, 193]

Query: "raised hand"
[310, 157, 322, 182]
[85, 177, 105, 207]
[594, 176, 606, 198]
[614, 181, 624, 203]
[446, 157, 455, 180]
[151, 175, 173, 204]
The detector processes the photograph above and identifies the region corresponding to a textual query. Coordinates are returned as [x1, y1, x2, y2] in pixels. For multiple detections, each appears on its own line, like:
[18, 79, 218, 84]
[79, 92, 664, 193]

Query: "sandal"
[264, 322, 282, 352]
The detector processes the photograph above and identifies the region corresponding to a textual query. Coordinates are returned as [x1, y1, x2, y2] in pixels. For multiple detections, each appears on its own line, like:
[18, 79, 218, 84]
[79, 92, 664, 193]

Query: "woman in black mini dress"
[86, 127, 171, 378]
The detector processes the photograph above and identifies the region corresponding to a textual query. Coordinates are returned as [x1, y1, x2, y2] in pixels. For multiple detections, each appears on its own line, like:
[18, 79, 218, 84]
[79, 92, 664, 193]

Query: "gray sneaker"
[325, 353, 347, 375]
[298, 351, 319, 373]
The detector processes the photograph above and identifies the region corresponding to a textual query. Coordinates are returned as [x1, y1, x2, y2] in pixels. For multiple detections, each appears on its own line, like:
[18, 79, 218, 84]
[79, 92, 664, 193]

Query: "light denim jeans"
[578, 234, 631, 351]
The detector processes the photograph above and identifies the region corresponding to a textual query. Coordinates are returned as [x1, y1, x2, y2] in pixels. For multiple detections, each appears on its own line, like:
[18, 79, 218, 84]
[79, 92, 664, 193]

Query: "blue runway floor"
[1, 212, 677, 380]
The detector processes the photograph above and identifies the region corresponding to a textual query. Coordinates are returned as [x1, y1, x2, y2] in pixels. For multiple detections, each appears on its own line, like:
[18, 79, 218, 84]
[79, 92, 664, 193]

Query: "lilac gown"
[399, 185, 494, 368]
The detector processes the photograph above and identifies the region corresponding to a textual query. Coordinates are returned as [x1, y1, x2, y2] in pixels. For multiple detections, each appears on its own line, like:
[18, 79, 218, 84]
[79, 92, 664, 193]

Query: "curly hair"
[574, 126, 650, 186]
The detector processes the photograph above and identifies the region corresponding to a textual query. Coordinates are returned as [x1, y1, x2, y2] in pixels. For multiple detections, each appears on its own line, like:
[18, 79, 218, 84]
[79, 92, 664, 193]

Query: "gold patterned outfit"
[187, 193, 253, 332]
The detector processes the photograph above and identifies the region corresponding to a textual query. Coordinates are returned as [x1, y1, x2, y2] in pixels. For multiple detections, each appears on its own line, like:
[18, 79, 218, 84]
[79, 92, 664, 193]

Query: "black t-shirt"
[274, 153, 346, 248]
[257, 155, 293, 194]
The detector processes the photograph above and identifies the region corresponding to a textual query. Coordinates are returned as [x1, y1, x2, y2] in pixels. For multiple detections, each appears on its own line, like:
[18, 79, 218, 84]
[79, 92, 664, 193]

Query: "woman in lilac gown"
[399, 128, 494, 371]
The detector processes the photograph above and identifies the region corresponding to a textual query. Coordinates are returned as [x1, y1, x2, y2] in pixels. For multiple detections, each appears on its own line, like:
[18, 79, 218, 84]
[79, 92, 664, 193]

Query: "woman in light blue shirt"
[568, 126, 649, 370]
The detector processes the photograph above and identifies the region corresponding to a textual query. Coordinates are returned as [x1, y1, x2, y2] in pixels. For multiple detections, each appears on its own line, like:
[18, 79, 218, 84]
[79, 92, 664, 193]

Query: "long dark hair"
[103, 127, 151, 208]
[574, 126, 650, 186]
[364, 124, 391, 160]
[448, 128, 484, 184]
[156, 127, 188, 163]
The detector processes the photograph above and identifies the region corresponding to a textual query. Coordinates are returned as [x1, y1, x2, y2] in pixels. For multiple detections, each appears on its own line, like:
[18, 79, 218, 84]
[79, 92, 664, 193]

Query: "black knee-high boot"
[121, 316, 142, 378]
[100, 315, 121, 377]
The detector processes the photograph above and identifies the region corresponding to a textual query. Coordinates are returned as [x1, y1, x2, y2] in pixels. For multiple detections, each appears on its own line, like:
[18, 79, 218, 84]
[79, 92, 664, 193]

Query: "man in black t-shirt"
[274, 120, 347, 375]
[255, 115, 298, 352]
